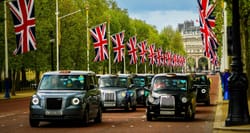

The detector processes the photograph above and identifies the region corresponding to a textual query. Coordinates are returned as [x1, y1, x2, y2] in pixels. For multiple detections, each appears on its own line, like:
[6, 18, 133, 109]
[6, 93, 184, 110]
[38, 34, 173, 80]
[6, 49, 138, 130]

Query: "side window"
[89, 75, 96, 86]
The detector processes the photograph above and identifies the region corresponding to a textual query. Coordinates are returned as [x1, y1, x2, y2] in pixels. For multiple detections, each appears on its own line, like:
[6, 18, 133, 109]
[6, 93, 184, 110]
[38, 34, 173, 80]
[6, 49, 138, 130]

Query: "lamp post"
[50, 31, 55, 71]
[55, 0, 81, 71]
[225, 0, 250, 126]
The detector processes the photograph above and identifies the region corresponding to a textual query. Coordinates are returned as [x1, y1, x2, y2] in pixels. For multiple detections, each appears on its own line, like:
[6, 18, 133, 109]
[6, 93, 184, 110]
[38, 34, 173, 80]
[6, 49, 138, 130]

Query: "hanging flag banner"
[148, 44, 155, 65]
[137, 40, 147, 64]
[127, 36, 137, 65]
[197, 0, 219, 65]
[9, 0, 37, 55]
[89, 22, 108, 62]
[111, 31, 125, 63]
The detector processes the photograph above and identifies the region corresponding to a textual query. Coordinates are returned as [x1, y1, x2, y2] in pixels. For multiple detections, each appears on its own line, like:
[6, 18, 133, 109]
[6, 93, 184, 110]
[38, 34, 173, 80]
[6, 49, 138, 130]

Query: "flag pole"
[108, 15, 111, 74]
[124, 43, 126, 74]
[56, 0, 59, 71]
[4, 0, 8, 79]
[86, 2, 89, 71]
[4, 0, 10, 99]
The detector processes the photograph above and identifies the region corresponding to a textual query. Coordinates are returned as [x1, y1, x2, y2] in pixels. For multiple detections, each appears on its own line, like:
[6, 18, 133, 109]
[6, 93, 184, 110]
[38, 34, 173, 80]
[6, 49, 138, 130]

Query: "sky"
[115, 0, 199, 32]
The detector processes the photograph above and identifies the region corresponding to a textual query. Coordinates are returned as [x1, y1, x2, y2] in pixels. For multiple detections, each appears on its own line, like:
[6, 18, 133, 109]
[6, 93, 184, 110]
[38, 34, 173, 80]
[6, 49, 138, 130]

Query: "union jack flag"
[148, 44, 155, 65]
[166, 51, 172, 66]
[137, 40, 147, 64]
[198, 0, 219, 64]
[127, 36, 137, 64]
[111, 31, 125, 63]
[156, 48, 162, 66]
[8, 0, 36, 55]
[162, 51, 167, 66]
[89, 23, 108, 62]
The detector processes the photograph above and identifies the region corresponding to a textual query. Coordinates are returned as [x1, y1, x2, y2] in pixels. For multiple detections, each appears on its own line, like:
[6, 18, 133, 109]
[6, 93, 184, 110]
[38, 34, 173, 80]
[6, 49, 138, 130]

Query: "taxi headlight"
[201, 89, 206, 93]
[140, 90, 144, 95]
[32, 97, 39, 105]
[121, 91, 126, 97]
[148, 96, 154, 103]
[72, 97, 80, 105]
[181, 97, 187, 103]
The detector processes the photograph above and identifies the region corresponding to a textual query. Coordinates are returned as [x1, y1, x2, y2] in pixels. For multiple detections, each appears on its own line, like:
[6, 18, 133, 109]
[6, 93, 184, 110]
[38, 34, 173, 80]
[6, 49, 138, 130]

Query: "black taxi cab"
[98, 74, 137, 111]
[132, 74, 151, 106]
[29, 70, 102, 127]
[146, 73, 197, 121]
[193, 73, 211, 105]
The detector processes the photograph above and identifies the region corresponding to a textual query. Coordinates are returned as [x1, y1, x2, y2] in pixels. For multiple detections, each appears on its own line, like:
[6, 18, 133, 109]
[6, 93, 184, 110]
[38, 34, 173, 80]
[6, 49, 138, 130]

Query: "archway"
[198, 57, 209, 72]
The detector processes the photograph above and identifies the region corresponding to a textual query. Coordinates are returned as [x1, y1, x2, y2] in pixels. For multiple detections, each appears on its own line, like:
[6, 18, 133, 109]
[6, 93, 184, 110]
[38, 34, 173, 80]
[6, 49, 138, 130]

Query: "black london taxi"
[193, 73, 211, 105]
[29, 70, 102, 127]
[132, 74, 151, 106]
[98, 74, 137, 111]
[146, 73, 197, 121]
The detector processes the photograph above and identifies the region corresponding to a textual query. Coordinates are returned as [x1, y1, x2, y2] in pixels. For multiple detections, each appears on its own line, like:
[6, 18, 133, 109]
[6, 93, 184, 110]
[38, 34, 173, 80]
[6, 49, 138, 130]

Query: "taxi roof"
[43, 70, 96, 76]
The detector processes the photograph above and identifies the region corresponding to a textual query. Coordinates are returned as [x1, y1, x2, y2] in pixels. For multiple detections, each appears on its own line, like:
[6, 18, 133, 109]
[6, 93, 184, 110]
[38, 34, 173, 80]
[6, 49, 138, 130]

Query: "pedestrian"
[222, 69, 230, 100]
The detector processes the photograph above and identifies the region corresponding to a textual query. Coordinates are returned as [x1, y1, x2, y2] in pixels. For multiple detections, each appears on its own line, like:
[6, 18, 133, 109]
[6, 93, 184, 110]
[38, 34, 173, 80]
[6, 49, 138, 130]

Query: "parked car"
[146, 73, 197, 121]
[98, 74, 137, 111]
[132, 74, 151, 106]
[193, 73, 211, 105]
[29, 70, 102, 127]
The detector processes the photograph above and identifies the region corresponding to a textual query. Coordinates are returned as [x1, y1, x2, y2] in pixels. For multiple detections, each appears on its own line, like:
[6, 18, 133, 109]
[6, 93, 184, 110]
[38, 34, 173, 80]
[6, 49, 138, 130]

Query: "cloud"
[130, 10, 199, 32]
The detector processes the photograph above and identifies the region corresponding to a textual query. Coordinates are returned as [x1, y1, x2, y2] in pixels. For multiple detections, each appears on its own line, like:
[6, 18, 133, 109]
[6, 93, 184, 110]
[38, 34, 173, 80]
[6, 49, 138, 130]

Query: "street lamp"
[55, 0, 81, 71]
[225, 0, 250, 126]
[49, 31, 55, 71]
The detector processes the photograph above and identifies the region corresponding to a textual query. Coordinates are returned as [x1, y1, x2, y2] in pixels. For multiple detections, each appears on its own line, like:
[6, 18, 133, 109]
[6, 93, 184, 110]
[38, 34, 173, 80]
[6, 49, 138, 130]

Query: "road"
[0, 74, 219, 133]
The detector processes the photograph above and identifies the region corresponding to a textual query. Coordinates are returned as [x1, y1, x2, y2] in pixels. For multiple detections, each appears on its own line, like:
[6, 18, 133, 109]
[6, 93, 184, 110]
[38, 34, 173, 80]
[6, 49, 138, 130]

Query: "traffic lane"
[0, 97, 30, 114]
[0, 105, 216, 133]
[0, 74, 219, 133]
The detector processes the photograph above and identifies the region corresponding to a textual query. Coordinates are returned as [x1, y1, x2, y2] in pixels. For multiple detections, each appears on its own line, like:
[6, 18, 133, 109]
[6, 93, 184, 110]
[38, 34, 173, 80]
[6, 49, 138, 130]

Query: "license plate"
[104, 103, 116, 107]
[45, 110, 62, 116]
[160, 111, 175, 115]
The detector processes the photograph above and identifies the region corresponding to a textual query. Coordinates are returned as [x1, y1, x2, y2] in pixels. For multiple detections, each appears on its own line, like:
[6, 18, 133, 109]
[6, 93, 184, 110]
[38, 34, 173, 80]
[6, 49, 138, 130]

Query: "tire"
[205, 98, 210, 106]
[185, 105, 194, 121]
[83, 109, 89, 126]
[29, 119, 39, 127]
[146, 113, 153, 121]
[94, 106, 102, 123]
[125, 102, 131, 111]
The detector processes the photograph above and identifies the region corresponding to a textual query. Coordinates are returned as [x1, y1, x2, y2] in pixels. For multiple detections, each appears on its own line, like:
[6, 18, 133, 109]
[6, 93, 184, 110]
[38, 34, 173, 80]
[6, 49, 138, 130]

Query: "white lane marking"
[0, 113, 15, 118]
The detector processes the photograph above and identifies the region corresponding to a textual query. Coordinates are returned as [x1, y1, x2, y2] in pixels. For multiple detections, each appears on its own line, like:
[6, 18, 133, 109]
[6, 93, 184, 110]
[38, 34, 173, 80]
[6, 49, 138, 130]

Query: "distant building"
[178, 20, 211, 72]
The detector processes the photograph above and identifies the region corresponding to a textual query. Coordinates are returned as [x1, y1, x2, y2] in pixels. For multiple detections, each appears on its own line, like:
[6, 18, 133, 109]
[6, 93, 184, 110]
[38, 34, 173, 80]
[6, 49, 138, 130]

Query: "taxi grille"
[104, 92, 115, 101]
[46, 98, 62, 109]
[160, 96, 175, 109]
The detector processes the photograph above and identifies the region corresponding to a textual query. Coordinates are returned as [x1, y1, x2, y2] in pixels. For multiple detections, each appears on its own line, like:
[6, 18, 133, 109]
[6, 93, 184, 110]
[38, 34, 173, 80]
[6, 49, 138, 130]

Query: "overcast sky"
[115, 0, 199, 32]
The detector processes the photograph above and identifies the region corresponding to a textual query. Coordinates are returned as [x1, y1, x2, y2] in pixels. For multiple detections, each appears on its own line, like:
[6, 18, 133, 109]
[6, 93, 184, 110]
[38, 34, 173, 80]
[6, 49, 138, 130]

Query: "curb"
[213, 75, 250, 132]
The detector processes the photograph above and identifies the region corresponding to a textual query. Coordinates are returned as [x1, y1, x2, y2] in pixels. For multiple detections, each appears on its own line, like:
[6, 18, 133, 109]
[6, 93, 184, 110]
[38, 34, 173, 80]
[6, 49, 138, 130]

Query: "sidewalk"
[213, 76, 250, 133]
[0, 90, 35, 100]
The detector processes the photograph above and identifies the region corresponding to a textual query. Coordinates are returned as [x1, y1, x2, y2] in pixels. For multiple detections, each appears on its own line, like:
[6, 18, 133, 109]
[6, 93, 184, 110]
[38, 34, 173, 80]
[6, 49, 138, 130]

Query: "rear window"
[132, 77, 146, 87]
[153, 77, 187, 91]
[39, 75, 86, 90]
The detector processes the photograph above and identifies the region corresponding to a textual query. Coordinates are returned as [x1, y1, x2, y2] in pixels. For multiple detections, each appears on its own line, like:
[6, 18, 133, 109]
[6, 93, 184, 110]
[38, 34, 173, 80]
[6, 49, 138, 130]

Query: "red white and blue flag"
[8, 0, 36, 55]
[166, 51, 172, 66]
[156, 48, 162, 66]
[137, 40, 147, 64]
[111, 31, 125, 63]
[197, 0, 219, 65]
[89, 22, 108, 62]
[148, 44, 155, 65]
[127, 36, 137, 64]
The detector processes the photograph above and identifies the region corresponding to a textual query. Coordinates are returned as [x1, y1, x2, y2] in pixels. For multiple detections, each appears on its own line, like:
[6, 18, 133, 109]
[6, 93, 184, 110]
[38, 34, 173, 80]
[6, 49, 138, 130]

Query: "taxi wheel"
[29, 119, 39, 127]
[125, 102, 131, 111]
[146, 112, 153, 121]
[185, 105, 194, 121]
[94, 106, 102, 123]
[83, 109, 89, 126]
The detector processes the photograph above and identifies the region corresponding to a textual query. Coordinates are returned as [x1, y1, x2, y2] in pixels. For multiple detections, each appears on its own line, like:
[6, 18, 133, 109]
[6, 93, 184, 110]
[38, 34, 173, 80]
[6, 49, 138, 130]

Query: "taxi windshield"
[153, 77, 187, 92]
[39, 75, 85, 90]
[132, 77, 145, 87]
[99, 77, 127, 88]
[99, 77, 118, 87]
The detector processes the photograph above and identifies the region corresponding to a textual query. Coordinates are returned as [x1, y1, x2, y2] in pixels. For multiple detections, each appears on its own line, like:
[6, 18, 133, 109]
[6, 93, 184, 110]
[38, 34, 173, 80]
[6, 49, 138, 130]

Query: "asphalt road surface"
[0, 74, 219, 133]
